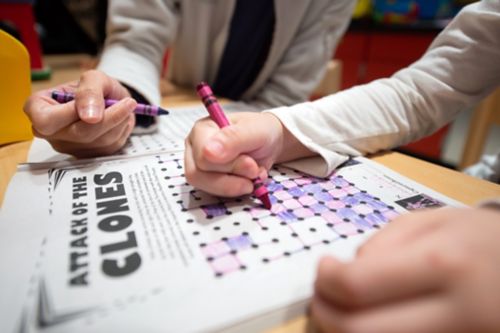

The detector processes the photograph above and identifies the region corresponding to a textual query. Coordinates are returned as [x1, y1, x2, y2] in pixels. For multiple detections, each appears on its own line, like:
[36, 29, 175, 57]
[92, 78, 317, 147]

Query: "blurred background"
[1, 0, 498, 171]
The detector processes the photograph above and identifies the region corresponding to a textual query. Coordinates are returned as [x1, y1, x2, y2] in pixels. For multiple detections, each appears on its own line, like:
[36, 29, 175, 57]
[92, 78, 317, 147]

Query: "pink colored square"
[271, 203, 286, 214]
[283, 199, 302, 209]
[320, 182, 336, 190]
[282, 180, 297, 189]
[298, 196, 316, 206]
[334, 222, 358, 236]
[274, 191, 292, 200]
[353, 204, 373, 215]
[294, 208, 314, 218]
[211, 255, 241, 273]
[326, 200, 345, 209]
[329, 189, 347, 198]
[202, 241, 231, 257]
[321, 211, 343, 224]
[345, 186, 360, 194]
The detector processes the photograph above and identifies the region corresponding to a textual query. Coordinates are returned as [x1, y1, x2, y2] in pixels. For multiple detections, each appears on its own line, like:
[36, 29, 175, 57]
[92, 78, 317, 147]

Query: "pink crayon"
[51, 90, 169, 116]
[196, 82, 272, 210]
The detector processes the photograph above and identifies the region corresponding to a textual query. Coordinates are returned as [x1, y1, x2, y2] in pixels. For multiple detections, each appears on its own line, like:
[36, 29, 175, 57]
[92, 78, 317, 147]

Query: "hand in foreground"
[24, 70, 137, 158]
[312, 207, 500, 333]
[185, 112, 313, 197]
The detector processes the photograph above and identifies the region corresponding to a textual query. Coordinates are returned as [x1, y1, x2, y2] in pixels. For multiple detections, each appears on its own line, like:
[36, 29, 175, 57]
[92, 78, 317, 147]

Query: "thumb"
[75, 70, 108, 123]
[75, 70, 130, 124]
[203, 124, 267, 164]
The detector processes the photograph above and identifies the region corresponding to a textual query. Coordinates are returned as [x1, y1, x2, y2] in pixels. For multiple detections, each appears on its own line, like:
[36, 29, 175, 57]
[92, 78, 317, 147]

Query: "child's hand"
[312, 207, 500, 333]
[24, 70, 137, 158]
[184, 112, 287, 197]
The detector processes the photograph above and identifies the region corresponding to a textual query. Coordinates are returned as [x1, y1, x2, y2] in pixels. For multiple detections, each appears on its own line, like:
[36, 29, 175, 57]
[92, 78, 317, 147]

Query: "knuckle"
[30, 111, 55, 136]
[335, 270, 364, 306]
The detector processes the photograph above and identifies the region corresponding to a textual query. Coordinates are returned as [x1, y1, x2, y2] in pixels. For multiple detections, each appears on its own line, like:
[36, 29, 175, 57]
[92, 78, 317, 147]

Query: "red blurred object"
[0, 2, 43, 70]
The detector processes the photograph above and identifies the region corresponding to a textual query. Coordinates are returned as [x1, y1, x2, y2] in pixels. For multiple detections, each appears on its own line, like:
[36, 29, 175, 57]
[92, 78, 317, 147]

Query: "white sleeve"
[247, 0, 355, 108]
[97, 0, 180, 105]
[266, 1, 500, 177]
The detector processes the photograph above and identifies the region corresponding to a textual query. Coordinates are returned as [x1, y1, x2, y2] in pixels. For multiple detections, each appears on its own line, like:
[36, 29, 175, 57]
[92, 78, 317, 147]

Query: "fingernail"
[206, 140, 224, 156]
[124, 97, 135, 109]
[84, 105, 98, 119]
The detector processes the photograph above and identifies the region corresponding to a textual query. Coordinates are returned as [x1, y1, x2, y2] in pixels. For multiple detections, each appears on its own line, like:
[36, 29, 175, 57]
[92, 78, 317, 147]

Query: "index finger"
[24, 93, 80, 136]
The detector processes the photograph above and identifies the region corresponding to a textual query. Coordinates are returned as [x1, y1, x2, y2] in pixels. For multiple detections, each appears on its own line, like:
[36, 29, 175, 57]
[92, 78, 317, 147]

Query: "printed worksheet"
[0, 150, 463, 333]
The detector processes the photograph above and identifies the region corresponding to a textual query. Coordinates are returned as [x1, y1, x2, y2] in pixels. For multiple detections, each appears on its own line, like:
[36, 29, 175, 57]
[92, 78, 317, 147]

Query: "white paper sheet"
[0, 145, 463, 332]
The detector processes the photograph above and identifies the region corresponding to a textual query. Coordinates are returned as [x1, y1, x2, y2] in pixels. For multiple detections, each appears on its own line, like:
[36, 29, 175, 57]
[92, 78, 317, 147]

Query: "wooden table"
[1, 55, 499, 332]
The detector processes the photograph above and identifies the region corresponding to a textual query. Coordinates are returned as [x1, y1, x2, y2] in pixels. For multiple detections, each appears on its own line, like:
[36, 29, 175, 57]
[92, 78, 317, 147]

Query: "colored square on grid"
[294, 207, 315, 218]
[345, 186, 360, 195]
[353, 204, 373, 215]
[267, 181, 284, 192]
[333, 177, 350, 187]
[310, 203, 329, 213]
[282, 180, 297, 189]
[250, 206, 271, 218]
[277, 210, 297, 221]
[321, 211, 343, 224]
[337, 207, 358, 220]
[326, 200, 345, 209]
[288, 186, 305, 197]
[283, 199, 302, 209]
[298, 196, 316, 206]
[329, 189, 347, 198]
[202, 241, 231, 258]
[333, 222, 359, 236]
[351, 217, 373, 230]
[211, 255, 241, 274]
[271, 203, 286, 214]
[274, 190, 293, 200]
[313, 191, 333, 202]
[320, 181, 336, 190]
[227, 235, 252, 250]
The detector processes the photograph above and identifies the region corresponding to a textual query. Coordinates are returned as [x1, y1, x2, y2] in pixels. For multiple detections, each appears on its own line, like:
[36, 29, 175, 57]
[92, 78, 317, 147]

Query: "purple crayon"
[196, 82, 272, 210]
[51, 90, 169, 116]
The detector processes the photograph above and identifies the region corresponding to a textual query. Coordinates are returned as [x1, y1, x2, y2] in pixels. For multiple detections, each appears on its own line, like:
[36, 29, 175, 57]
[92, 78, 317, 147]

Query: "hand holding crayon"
[24, 70, 138, 157]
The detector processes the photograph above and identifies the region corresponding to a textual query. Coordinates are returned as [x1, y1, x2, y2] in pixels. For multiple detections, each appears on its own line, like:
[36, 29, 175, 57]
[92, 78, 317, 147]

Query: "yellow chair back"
[0, 29, 33, 145]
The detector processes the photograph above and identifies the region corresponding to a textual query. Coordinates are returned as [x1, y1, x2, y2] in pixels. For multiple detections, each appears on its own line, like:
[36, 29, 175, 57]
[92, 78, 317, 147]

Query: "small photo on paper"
[395, 194, 445, 211]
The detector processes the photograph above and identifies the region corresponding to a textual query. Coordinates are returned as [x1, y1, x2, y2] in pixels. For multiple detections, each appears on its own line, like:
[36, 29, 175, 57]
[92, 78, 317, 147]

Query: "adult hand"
[185, 112, 313, 197]
[312, 207, 500, 333]
[24, 70, 137, 158]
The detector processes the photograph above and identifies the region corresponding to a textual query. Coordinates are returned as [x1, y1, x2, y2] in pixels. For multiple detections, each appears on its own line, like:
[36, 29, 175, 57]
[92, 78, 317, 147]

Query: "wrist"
[263, 112, 314, 164]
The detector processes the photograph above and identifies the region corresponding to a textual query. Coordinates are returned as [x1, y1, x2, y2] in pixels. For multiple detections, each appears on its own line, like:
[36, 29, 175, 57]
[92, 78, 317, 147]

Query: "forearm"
[98, 0, 179, 105]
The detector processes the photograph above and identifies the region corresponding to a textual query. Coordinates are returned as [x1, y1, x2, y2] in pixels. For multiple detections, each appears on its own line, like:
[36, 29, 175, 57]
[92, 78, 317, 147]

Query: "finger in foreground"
[356, 209, 447, 258]
[311, 292, 456, 333]
[314, 251, 445, 309]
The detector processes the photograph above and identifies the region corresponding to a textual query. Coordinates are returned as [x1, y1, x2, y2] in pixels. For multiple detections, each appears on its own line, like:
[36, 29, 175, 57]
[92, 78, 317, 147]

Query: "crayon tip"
[259, 194, 272, 210]
[158, 107, 170, 115]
